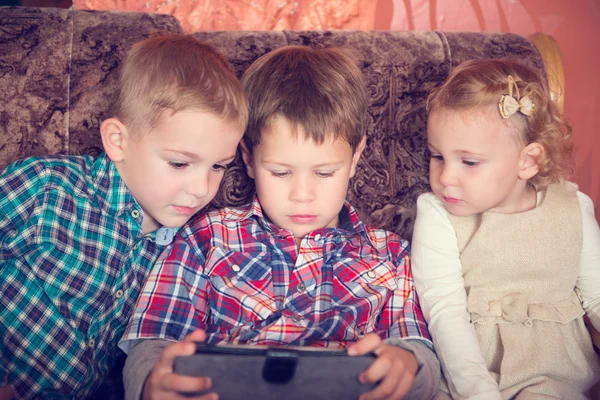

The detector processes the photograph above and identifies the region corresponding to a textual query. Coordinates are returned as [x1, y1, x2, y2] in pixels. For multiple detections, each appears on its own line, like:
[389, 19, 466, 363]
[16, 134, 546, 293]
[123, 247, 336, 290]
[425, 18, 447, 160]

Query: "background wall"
[375, 0, 600, 221]
[13, 0, 600, 221]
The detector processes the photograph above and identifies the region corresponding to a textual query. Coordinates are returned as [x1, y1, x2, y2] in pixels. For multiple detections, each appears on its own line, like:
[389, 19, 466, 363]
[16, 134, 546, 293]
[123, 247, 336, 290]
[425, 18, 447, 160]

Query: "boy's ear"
[349, 136, 367, 178]
[518, 142, 544, 180]
[240, 140, 255, 179]
[100, 118, 130, 162]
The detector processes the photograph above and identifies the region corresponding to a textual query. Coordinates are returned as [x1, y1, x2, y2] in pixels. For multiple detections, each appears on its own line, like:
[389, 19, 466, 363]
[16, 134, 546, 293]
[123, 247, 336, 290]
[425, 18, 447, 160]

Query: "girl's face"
[427, 107, 535, 216]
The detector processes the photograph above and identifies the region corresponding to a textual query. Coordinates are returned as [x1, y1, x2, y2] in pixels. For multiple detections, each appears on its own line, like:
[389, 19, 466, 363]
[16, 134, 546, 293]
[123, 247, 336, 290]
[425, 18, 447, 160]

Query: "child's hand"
[348, 333, 418, 400]
[142, 329, 217, 400]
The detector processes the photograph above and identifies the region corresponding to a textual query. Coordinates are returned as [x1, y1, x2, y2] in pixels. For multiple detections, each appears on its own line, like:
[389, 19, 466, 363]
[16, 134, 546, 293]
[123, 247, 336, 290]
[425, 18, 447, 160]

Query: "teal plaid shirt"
[0, 154, 175, 399]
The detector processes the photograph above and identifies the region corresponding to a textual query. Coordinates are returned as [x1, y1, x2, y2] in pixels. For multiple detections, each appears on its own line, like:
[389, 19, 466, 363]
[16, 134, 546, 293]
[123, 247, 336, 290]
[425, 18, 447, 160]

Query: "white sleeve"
[575, 191, 600, 331]
[411, 193, 502, 400]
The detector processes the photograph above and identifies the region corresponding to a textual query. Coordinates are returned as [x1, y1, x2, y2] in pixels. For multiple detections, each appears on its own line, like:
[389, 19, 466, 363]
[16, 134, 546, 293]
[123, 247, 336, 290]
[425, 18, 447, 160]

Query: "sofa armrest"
[528, 33, 565, 113]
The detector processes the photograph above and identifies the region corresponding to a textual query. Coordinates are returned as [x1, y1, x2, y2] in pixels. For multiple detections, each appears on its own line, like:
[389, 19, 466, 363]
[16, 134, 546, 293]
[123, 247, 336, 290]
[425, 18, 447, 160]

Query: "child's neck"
[491, 182, 538, 214]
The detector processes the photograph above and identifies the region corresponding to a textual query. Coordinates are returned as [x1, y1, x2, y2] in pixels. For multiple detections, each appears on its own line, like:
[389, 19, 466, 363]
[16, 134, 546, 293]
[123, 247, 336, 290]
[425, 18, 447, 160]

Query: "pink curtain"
[73, 0, 378, 32]
[388, 0, 600, 222]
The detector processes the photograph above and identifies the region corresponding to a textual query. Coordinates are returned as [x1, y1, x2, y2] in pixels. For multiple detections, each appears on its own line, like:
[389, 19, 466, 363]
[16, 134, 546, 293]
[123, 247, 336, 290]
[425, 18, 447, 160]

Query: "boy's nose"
[188, 173, 210, 198]
[289, 176, 315, 203]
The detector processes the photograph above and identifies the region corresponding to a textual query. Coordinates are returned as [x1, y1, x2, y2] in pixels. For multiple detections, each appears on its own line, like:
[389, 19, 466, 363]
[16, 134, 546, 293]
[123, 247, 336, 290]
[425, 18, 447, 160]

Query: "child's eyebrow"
[263, 160, 345, 168]
[165, 150, 236, 163]
[164, 149, 198, 159]
[456, 150, 486, 157]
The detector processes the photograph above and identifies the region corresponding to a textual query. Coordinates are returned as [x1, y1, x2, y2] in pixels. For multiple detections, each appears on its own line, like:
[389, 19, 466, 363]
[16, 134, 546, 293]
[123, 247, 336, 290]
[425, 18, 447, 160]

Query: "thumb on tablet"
[182, 329, 207, 344]
[155, 330, 207, 375]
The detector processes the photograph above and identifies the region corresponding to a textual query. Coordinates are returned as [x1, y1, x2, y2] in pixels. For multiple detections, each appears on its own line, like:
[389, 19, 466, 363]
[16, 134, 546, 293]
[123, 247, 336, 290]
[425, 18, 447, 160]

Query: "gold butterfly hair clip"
[498, 75, 535, 119]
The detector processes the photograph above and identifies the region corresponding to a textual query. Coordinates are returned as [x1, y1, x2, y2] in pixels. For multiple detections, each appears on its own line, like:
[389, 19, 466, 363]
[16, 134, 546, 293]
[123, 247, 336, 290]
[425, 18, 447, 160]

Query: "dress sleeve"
[411, 193, 502, 399]
[575, 191, 600, 331]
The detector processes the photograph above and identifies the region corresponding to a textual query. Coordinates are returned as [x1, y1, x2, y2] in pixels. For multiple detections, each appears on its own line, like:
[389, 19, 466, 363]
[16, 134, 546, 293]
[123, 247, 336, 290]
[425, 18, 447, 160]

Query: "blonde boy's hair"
[241, 45, 368, 152]
[427, 58, 573, 189]
[109, 34, 248, 135]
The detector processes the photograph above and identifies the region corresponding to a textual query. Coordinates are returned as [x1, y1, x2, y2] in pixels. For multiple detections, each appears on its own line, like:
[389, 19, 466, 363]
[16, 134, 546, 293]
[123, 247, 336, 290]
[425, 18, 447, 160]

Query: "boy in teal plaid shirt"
[0, 34, 247, 400]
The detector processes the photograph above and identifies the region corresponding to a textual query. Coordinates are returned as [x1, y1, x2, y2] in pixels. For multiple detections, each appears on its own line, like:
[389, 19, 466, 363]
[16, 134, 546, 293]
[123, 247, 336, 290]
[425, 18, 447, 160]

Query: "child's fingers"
[155, 338, 198, 375]
[358, 353, 391, 385]
[360, 359, 413, 400]
[156, 329, 206, 374]
[358, 346, 417, 400]
[347, 333, 383, 356]
[182, 329, 207, 344]
[156, 373, 213, 396]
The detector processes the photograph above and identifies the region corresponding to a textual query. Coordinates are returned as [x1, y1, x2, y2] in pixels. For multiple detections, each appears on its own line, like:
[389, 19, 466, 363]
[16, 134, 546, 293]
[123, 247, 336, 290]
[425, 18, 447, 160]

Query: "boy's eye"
[462, 160, 480, 167]
[169, 161, 189, 170]
[430, 154, 444, 162]
[212, 163, 228, 172]
[270, 171, 290, 178]
[316, 171, 335, 178]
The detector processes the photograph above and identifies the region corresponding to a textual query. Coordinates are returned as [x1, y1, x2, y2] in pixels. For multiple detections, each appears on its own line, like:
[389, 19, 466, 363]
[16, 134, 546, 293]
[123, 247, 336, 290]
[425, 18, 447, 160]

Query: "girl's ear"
[240, 140, 255, 179]
[100, 118, 130, 162]
[519, 142, 544, 180]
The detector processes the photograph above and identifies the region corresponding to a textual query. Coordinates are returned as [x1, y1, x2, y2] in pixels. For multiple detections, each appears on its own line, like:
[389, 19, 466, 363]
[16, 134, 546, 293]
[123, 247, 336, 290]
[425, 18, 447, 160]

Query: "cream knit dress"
[447, 182, 600, 399]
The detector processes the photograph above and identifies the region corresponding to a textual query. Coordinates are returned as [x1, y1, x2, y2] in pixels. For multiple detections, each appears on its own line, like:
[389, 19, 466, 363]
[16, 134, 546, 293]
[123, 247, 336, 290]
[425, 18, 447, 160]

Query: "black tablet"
[174, 342, 377, 399]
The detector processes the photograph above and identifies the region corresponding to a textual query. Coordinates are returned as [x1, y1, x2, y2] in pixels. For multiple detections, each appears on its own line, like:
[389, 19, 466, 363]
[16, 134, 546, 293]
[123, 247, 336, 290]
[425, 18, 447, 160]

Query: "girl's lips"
[443, 196, 462, 204]
[289, 215, 317, 224]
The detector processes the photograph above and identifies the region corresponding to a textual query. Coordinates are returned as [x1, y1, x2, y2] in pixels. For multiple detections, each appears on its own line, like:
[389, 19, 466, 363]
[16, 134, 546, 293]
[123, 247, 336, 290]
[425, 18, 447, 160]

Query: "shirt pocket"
[331, 258, 399, 333]
[204, 247, 276, 330]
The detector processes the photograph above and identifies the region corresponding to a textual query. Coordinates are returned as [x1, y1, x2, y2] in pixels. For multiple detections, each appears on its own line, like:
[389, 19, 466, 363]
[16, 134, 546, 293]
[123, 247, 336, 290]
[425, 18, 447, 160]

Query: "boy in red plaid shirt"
[120, 46, 440, 400]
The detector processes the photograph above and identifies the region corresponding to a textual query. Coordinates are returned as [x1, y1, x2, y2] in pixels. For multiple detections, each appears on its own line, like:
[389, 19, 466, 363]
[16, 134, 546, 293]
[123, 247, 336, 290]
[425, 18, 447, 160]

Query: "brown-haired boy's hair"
[241, 45, 368, 152]
[109, 34, 248, 135]
[427, 58, 573, 190]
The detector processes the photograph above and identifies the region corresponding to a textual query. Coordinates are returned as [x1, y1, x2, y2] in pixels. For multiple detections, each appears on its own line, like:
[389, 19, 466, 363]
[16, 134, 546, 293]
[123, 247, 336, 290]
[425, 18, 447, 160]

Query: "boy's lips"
[289, 215, 318, 224]
[172, 205, 199, 215]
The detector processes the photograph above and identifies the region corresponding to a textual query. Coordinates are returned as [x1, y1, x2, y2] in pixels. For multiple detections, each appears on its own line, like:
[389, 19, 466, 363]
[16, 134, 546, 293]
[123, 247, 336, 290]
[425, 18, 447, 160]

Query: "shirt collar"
[91, 153, 139, 218]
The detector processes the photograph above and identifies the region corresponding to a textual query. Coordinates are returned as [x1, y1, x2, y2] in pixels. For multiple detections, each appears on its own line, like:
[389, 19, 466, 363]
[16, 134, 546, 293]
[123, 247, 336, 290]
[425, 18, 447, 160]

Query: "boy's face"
[116, 109, 242, 234]
[244, 116, 365, 245]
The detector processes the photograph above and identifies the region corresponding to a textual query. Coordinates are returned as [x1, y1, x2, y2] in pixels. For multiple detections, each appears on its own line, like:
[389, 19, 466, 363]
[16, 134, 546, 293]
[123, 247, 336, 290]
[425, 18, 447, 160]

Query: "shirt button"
[296, 283, 306, 292]
[232, 265, 241, 272]
[131, 209, 141, 219]
[314, 234, 321, 241]
[367, 271, 376, 279]
[115, 289, 124, 299]
[87, 338, 96, 349]
[291, 315, 303, 323]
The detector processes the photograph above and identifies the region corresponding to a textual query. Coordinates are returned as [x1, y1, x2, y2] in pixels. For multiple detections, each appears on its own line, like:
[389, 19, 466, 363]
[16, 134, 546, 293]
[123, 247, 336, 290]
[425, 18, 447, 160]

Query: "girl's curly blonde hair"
[427, 58, 573, 190]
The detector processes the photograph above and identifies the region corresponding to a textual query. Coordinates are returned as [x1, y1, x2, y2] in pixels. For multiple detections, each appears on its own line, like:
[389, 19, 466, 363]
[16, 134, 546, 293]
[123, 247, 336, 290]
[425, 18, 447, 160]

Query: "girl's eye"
[169, 161, 189, 170]
[462, 160, 480, 167]
[270, 171, 289, 178]
[316, 171, 335, 178]
[430, 154, 444, 162]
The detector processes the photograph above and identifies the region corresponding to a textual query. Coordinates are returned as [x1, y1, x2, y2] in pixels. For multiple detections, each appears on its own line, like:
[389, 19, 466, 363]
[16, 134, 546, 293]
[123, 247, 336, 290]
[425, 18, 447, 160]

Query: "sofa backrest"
[0, 7, 545, 239]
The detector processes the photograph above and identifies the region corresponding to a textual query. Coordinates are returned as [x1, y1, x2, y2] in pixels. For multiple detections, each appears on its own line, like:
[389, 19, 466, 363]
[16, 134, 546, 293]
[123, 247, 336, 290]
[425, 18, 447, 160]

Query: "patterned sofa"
[0, 6, 550, 241]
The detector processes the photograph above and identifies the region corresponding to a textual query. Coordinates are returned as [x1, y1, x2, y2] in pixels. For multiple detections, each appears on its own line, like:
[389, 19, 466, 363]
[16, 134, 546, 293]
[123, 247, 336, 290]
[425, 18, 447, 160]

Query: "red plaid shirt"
[120, 197, 431, 350]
